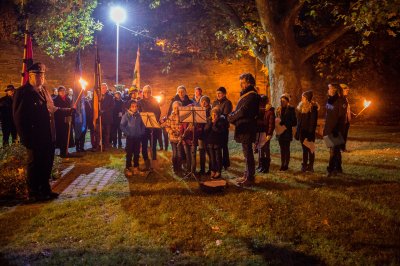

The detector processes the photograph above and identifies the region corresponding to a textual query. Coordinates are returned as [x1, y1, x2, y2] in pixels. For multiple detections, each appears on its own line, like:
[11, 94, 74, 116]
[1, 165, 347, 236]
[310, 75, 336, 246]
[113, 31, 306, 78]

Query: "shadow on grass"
[244, 239, 325, 266]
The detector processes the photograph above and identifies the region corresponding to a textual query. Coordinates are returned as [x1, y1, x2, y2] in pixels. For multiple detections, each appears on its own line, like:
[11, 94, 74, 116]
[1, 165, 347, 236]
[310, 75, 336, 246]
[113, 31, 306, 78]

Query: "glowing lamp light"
[79, 77, 88, 90]
[154, 95, 162, 103]
[110, 6, 127, 25]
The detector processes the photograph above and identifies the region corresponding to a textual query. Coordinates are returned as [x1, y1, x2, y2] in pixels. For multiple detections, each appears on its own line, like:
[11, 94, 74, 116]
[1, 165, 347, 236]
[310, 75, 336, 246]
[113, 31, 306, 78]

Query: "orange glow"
[154, 95, 162, 103]
[156, 39, 167, 48]
[363, 99, 371, 109]
[79, 78, 88, 90]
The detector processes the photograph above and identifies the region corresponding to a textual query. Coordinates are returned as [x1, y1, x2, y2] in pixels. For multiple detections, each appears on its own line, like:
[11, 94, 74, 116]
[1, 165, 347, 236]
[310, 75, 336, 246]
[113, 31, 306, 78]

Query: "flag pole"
[21, 20, 28, 86]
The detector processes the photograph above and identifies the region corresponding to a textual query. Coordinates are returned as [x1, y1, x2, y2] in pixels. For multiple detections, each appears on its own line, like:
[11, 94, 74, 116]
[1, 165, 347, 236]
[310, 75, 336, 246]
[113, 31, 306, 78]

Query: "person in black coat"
[212, 86, 233, 170]
[167, 85, 193, 115]
[13, 63, 73, 201]
[276, 93, 297, 171]
[137, 85, 162, 168]
[0, 85, 17, 146]
[53, 86, 75, 157]
[111, 91, 124, 148]
[198, 95, 212, 175]
[323, 83, 348, 176]
[204, 107, 229, 179]
[255, 95, 275, 173]
[295, 90, 319, 172]
[228, 73, 260, 185]
[100, 83, 115, 150]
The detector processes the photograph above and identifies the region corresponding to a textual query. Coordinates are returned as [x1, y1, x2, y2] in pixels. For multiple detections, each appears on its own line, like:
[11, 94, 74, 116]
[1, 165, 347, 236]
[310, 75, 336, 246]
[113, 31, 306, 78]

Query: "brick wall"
[0, 42, 266, 106]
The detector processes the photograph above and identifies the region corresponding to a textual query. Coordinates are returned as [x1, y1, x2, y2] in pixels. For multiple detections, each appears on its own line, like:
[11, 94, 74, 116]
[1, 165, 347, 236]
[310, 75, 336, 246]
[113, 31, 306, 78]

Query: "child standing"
[120, 101, 145, 176]
[204, 107, 229, 179]
[198, 96, 212, 175]
[161, 101, 182, 174]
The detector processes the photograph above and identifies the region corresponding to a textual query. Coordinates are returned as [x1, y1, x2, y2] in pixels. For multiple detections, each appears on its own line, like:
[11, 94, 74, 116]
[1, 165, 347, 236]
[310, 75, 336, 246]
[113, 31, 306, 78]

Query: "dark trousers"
[242, 142, 255, 179]
[342, 123, 350, 150]
[102, 124, 112, 149]
[26, 144, 55, 197]
[126, 136, 141, 168]
[328, 145, 342, 173]
[198, 139, 210, 173]
[157, 128, 169, 150]
[258, 141, 271, 165]
[171, 142, 182, 171]
[1, 124, 17, 147]
[183, 144, 197, 173]
[222, 131, 230, 168]
[207, 144, 222, 173]
[301, 144, 315, 166]
[278, 139, 291, 168]
[141, 129, 159, 160]
[111, 121, 122, 147]
[75, 129, 87, 151]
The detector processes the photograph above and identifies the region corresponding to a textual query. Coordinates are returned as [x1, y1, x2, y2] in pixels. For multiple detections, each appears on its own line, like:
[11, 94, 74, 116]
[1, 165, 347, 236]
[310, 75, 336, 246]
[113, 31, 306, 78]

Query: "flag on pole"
[21, 26, 33, 86]
[74, 49, 87, 140]
[131, 46, 140, 90]
[93, 40, 102, 129]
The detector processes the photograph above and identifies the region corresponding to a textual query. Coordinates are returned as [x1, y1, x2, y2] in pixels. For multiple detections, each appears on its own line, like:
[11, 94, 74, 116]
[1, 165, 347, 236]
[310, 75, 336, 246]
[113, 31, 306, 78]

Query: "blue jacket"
[120, 110, 145, 138]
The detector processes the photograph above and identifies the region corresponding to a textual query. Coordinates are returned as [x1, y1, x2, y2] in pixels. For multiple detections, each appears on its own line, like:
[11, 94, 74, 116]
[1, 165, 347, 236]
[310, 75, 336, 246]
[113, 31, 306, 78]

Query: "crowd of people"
[0, 62, 353, 202]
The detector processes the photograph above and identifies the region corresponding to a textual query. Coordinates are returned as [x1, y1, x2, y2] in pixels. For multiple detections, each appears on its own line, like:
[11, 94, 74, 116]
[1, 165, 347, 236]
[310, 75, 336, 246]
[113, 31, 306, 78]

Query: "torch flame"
[79, 78, 88, 90]
[363, 99, 371, 108]
[154, 95, 162, 103]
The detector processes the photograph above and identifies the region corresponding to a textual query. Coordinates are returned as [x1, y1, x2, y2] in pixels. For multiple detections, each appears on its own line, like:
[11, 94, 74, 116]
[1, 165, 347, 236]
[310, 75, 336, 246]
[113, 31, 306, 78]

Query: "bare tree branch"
[301, 24, 351, 63]
[213, 0, 266, 64]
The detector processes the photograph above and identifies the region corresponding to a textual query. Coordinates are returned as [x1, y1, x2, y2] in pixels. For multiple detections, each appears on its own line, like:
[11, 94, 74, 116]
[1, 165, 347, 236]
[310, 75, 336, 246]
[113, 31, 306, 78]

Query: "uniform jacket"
[120, 110, 146, 138]
[276, 105, 297, 142]
[323, 94, 347, 137]
[295, 102, 319, 142]
[227, 85, 260, 144]
[13, 83, 69, 149]
[100, 91, 115, 125]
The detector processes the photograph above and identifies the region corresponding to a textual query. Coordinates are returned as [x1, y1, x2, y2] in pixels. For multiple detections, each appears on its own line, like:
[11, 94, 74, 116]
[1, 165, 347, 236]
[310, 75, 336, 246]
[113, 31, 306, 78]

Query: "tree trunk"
[265, 42, 303, 107]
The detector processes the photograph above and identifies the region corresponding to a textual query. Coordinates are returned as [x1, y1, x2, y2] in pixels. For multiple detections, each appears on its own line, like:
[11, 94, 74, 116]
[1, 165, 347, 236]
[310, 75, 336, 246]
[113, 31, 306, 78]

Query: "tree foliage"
[18, 0, 102, 57]
[144, 0, 400, 80]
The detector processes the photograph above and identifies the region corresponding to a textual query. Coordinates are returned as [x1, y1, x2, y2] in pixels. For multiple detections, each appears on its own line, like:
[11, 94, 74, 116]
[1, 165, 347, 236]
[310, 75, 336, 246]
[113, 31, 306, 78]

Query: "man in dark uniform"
[100, 83, 114, 150]
[13, 63, 73, 201]
[228, 73, 260, 186]
[0, 85, 17, 147]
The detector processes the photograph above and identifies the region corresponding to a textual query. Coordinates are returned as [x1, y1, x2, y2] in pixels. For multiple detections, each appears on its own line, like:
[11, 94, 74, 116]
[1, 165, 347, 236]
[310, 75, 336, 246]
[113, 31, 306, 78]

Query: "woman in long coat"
[53, 86, 74, 157]
[296, 90, 319, 172]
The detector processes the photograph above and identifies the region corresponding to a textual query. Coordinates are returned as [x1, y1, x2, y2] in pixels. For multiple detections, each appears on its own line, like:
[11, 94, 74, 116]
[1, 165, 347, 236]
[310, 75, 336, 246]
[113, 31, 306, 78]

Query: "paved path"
[54, 166, 119, 199]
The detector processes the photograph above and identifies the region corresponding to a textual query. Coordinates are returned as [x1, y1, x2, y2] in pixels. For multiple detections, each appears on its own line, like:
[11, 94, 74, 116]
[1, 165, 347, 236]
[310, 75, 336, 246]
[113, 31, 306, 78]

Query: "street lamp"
[110, 6, 127, 86]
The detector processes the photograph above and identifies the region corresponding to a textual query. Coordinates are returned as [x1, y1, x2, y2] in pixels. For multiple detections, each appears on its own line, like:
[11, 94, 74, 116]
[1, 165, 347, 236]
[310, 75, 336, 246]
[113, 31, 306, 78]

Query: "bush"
[0, 144, 28, 199]
[0, 144, 62, 200]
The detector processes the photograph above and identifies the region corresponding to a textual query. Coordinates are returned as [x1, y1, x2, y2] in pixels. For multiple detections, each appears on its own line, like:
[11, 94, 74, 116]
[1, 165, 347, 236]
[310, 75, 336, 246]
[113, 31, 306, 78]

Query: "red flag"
[21, 31, 33, 86]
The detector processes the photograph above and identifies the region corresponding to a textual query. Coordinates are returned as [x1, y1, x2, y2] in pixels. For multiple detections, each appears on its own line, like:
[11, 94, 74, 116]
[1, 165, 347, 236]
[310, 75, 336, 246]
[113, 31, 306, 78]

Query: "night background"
[0, 0, 399, 265]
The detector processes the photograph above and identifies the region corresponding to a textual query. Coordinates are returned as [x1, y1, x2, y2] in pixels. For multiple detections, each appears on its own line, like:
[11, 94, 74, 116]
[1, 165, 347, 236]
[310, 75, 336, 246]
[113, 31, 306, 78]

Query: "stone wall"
[0, 42, 267, 106]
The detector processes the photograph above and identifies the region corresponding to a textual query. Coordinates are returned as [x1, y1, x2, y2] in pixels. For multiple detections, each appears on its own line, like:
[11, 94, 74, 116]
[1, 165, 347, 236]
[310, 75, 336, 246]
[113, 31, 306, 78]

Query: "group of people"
[2, 61, 353, 202]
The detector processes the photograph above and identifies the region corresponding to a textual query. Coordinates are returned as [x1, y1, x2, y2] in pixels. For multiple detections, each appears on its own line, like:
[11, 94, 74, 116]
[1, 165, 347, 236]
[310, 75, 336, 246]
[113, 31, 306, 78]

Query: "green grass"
[1, 125, 400, 265]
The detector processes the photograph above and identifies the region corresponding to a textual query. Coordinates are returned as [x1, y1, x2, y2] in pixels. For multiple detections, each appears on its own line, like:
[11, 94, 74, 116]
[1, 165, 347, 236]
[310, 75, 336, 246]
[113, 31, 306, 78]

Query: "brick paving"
[59, 168, 119, 199]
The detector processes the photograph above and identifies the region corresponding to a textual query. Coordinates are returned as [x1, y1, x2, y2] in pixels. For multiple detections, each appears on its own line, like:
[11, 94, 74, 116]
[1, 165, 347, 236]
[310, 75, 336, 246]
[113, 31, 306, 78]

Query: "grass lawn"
[0, 125, 399, 265]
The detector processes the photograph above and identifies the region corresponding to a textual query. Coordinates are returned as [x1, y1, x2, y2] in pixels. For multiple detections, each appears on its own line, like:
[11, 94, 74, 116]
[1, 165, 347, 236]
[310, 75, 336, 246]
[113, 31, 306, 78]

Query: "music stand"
[140, 112, 161, 177]
[178, 106, 207, 181]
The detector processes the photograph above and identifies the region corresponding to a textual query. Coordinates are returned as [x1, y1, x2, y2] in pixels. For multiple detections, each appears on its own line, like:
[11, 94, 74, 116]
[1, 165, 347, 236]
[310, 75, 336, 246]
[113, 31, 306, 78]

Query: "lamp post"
[110, 6, 127, 86]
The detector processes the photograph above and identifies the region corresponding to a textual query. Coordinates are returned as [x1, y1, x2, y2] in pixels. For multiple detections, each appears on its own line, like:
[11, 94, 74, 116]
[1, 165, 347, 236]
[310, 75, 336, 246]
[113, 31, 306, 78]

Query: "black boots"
[257, 158, 270, 173]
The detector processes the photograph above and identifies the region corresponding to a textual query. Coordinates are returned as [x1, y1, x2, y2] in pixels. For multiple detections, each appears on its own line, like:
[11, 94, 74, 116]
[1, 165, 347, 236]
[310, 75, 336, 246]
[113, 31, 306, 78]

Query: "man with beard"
[228, 73, 260, 186]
